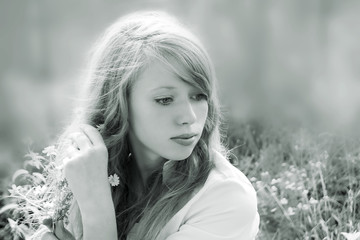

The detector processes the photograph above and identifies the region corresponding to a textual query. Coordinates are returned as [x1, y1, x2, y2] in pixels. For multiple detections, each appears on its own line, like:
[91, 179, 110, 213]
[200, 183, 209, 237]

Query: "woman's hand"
[64, 124, 111, 211]
[63, 124, 118, 239]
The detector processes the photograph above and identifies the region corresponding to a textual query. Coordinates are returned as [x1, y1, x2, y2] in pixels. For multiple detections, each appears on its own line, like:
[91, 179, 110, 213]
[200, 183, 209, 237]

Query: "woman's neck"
[127, 132, 166, 187]
[131, 151, 165, 187]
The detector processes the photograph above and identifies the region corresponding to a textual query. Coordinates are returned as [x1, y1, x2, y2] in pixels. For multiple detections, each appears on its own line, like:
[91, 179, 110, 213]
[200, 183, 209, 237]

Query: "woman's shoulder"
[184, 150, 259, 236]
[206, 150, 255, 192]
[174, 149, 259, 222]
[157, 150, 260, 239]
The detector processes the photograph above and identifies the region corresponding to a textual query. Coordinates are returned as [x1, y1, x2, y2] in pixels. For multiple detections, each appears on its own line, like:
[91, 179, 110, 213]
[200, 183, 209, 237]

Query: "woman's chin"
[163, 149, 194, 161]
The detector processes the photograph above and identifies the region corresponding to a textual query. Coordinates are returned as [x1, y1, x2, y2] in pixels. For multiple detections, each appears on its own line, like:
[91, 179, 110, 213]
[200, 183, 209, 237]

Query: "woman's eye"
[193, 93, 208, 101]
[155, 97, 173, 105]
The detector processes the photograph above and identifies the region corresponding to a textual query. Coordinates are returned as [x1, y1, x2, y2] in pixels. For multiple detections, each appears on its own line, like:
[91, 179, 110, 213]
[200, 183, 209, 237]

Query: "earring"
[126, 152, 132, 163]
[108, 174, 120, 187]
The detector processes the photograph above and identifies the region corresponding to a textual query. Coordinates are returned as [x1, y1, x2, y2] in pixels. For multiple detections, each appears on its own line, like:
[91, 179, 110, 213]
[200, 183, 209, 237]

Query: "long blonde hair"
[68, 11, 226, 240]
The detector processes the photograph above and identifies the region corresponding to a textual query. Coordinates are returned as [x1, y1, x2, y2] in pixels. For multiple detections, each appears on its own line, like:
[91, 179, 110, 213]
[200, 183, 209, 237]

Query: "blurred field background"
[1, 0, 360, 239]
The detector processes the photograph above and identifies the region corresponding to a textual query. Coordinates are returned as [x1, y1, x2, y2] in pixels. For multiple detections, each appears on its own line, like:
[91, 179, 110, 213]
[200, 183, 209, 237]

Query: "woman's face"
[128, 61, 208, 162]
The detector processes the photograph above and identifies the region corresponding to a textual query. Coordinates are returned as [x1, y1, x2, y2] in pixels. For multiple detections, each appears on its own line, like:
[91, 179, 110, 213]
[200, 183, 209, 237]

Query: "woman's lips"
[171, 133, 197, 139]
[171, 135, 197, 146]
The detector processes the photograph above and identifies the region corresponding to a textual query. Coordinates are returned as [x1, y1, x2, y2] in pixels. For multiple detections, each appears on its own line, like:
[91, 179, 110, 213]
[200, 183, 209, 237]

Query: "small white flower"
[315, 161, 322, 168]
[255, 181, 263, 189]
[302, 204, 310, 210]
[271, 186, 278, 192]
[302, 189, 309, 196]
[108, 174, 120, 187]
[323, 195, 330, 201]
[320, 151, 329, 160]
[280, 198, 288, 205]
[261, 171, 270, 178]
[287, 207, 295, 216]
[309, 197, 318, 205]
[42, 146, 57, 157]
[297, 202, 310, 210]
[285, 182, 296, 190]
[271, 178, 281, 185]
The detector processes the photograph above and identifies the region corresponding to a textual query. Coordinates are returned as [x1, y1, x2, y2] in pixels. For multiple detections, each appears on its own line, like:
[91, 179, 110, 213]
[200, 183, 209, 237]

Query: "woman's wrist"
[80, 198, 117, 240]
[75, 177, 113, 213]
[79, 195, 115, 220]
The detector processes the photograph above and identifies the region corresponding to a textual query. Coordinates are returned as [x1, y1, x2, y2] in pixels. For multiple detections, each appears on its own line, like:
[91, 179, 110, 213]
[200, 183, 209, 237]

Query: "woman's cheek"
[198, 103, 209, 126]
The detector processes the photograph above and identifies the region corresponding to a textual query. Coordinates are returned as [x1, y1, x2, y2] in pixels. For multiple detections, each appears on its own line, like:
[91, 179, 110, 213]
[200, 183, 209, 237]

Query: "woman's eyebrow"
[150, 86, 177, 92]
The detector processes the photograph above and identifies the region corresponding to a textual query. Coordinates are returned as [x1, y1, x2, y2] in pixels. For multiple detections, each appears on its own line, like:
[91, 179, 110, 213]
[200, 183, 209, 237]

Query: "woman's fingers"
[68, 131, 92, 150]
[65, 145, 79, 159]
[80, 124, 106, 146]
[66, 124, 105, 149]
[61, 123, 110, 213]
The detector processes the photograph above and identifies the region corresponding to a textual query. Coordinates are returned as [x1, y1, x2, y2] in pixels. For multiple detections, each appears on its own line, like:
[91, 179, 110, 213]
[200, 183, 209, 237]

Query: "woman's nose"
[176, 101, 197, 125]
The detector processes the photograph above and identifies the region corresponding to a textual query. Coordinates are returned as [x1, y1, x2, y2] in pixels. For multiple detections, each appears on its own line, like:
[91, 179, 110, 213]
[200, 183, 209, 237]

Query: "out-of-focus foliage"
[1, 0, 360, 179]
[226, 121, 360, 239]
[1, 0, 360, 239]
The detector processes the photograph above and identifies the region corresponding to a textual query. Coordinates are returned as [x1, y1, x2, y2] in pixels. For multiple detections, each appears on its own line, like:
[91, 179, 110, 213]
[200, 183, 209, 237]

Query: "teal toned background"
[1, 1, 360, 239]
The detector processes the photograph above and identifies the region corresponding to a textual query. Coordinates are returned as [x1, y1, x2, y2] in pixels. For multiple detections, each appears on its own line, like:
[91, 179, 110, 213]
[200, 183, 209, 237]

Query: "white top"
[32, 151, 260, 240]
[127, 151, 260, 240]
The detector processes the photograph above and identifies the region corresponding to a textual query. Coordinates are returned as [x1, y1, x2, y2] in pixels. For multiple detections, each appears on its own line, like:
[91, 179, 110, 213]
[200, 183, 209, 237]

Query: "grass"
[225, 120, 360, 240]
[1, 120, 360, 239]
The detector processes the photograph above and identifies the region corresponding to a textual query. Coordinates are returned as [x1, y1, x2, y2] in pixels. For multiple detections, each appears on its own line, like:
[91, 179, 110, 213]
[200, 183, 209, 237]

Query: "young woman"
[37, 11, 259, 240]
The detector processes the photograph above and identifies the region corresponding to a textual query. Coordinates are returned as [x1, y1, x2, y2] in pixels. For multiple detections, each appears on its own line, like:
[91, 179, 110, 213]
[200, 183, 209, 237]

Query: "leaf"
[7, 218, 17, 229]
[17, 224, 31, 238]
[24, 151, 46, 164]
[0, 204, 18, 215]
[12, 169, 29, 182]
[7, 218, 28, 239]
[26, 205, 41, 215]
[42, 145, 57, 157]
[32, 172, 46, 183]
[24, 159, 43, 169]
